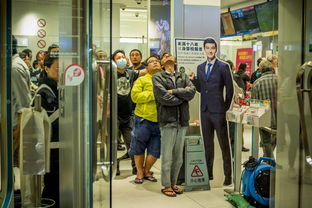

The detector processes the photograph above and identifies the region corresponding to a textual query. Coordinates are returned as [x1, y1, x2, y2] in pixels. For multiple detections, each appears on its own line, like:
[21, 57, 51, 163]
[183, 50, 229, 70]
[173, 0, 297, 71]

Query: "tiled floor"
[112, 161, 234, 208]
[107, 125, 257, 208]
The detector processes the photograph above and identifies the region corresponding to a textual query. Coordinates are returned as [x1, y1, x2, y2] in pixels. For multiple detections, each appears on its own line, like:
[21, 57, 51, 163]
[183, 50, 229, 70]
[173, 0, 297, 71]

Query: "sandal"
[134, 178, 144, 184]
[161, 188, 176, 197]
[144, 175, 157, 182]
[143, 171, 154, 176]
[172, 185, 183, 194]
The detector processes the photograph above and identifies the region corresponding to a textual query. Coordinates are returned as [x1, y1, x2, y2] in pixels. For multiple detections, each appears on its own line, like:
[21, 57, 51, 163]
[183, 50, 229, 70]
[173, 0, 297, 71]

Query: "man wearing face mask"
[153, 54, 196, 196]
[112, 49, 147, 175]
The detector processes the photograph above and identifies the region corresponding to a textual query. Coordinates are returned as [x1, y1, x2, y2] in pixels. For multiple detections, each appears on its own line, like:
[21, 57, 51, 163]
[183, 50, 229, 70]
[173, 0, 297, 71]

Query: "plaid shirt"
[251, 71, 278, 128]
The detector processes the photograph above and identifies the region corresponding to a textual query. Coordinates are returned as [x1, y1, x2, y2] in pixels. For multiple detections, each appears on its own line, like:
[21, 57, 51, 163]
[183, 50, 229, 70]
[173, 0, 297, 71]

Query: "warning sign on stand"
[191, 165, 204, 177]
[184, 136, 210, 192]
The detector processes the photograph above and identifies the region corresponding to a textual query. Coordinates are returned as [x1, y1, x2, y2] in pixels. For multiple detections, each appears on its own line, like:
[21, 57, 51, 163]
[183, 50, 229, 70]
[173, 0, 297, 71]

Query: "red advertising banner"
[236, 48, 253, 77]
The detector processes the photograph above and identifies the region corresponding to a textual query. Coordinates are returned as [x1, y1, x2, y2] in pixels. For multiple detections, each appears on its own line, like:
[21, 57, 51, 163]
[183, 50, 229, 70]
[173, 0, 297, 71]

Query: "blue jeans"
[160, 126, 187, 187]
[129, 116, 161, 158]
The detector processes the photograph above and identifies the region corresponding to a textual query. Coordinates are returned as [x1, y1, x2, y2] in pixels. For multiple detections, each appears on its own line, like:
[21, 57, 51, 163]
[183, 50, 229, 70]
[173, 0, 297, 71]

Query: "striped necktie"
[206, 63, 212, 80]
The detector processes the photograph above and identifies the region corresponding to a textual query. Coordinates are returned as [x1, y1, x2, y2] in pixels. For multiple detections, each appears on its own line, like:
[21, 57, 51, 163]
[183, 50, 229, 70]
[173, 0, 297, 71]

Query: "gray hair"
[266, 54, 278, 63]
[259, 58, 273, 73]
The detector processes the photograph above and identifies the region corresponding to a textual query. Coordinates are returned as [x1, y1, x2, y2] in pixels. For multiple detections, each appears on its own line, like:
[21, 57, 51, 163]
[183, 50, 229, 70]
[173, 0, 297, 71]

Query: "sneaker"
[118, 153, 130, 160]
[117, 145, 125, 151]
[242, 147, 250, 152]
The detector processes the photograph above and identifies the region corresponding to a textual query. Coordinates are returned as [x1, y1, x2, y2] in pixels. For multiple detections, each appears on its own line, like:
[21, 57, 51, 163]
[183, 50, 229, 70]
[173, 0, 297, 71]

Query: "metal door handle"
[296, 62, 312, 166]
[96, 60, 110, 65]
[97, 161, 114, 166]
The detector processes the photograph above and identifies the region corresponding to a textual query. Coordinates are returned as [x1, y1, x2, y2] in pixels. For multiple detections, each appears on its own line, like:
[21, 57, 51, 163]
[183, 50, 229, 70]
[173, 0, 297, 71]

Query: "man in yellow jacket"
[129, 55, 162, 184]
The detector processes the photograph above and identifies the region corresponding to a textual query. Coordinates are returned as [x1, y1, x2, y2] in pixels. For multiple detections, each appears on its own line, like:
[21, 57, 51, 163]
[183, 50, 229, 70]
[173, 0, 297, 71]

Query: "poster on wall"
[150, 0, 171, 56]
[236, 48, 253, 77]
[175, 38, 206, 75]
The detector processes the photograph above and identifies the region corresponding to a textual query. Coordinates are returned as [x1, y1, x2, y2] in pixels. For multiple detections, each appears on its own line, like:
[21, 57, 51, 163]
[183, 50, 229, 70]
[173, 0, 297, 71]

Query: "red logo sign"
[37, 40, 46, 49]
[37, 18, 46, 27]
[37, 29, 46, 38]
[191, 165, 204, 177]
[236, 48, 253, 78]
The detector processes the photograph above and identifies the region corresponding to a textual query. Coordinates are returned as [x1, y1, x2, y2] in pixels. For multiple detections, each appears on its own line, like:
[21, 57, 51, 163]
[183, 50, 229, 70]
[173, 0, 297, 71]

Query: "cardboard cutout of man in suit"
[189, 37, 233, 186]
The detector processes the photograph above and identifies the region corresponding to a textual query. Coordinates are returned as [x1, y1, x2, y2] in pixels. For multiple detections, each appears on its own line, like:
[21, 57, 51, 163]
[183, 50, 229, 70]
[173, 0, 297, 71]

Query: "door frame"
[0, 0, 14, 207]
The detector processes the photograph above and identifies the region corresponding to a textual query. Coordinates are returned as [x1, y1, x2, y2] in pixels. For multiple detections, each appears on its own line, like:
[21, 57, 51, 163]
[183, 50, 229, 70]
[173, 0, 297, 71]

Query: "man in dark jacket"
[189, 38, 233, 186]
[236, 63, 250, 91]
[250, 57, 264, 84]
[153, 54, 195, 197]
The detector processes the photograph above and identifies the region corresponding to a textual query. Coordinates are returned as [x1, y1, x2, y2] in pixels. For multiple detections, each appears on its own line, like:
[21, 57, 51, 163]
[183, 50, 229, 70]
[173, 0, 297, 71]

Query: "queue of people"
[11, 36, 61, 206]
[230, 54, 278, 160]
[12, 35, 279, 204]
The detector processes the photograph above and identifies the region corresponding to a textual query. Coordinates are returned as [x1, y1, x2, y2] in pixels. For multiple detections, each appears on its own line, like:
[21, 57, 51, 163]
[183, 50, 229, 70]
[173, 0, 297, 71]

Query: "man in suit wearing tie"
[189, 38, 233, 186]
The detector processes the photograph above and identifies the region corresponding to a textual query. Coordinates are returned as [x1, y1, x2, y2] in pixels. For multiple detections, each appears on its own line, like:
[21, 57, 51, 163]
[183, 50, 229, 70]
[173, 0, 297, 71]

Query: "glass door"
[275, 0, 312, 207]
[0, 0, 14, 207]
[299, 0, 312, 206]
[92, 0, 116, 208]
[3, 0, 114, 207]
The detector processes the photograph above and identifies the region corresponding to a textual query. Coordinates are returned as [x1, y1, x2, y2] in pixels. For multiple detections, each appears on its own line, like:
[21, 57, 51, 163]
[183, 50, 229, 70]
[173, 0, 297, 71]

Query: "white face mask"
[116, 58, 127, 69]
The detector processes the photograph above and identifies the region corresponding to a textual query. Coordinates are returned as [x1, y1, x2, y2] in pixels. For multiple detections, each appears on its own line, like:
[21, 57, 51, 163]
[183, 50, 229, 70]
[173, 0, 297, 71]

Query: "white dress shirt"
[205, 58, 217, 74]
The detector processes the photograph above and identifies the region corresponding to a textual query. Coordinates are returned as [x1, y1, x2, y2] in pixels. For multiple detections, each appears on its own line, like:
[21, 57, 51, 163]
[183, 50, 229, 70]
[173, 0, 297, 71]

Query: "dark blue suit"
[192, 58, 233, 179]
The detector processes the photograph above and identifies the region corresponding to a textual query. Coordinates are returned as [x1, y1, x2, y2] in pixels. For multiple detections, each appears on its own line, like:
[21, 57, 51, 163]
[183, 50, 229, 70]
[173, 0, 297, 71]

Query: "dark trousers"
[229, 121, 235, 157]
[42, 149, 59, 207]
[118, 117, 135, 167]
[259, 128, 277, 158]
[201, 111, 232, 179]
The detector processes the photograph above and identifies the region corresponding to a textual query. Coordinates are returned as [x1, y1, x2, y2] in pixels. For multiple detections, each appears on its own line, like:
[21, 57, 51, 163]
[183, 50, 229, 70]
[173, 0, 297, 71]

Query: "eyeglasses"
[147, 59, 160, 64]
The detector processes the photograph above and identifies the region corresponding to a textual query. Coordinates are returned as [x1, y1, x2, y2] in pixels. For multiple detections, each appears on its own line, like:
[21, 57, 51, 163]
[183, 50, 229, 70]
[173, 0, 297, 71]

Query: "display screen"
[255, 0, 278, 32]
[150, 0, 171, 56]
[221, 12, 236, 37]
[231, 6, 260, 35]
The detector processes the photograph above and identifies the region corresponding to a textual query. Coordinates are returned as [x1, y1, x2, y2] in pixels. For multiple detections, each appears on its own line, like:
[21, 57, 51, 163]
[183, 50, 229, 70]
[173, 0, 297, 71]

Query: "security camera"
[120, 4, 126, 10]
[136, 0, 142, 5]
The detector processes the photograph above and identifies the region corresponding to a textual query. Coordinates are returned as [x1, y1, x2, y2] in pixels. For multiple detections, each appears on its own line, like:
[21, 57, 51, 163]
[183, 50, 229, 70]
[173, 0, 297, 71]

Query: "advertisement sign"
[150, 0, 171, 56]
[221, 12, 236, 36]
[236, 48, 253, 77]
[175, 38, 206, 75]
[64, 64, 85, 86]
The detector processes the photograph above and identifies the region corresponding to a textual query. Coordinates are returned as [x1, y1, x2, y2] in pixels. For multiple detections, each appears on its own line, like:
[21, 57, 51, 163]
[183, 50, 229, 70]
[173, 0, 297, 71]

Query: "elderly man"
[251, 58, 278, 158]
[129, 55, 162, 184]
[12, 36, 32, 166]
[153, 53, 195, 197]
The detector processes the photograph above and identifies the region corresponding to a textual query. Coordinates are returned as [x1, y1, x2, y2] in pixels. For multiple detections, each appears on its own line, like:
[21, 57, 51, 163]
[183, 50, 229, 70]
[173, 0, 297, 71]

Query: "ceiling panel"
[221, 0, 249, 8]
